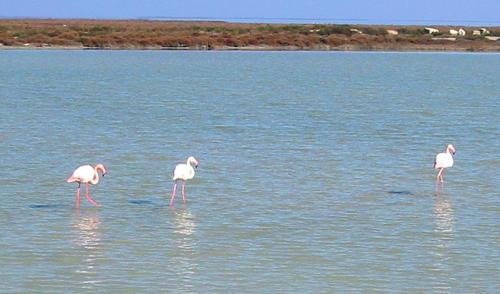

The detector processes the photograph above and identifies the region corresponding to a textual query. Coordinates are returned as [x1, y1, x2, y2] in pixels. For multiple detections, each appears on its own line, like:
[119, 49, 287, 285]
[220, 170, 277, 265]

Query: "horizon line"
[143, 16, 500, 24]
[1, 16, 499, 26]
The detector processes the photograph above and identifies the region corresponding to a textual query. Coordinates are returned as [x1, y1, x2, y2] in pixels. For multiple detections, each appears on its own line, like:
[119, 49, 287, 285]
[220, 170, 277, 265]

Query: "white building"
[425, 27, 440, 34]
[473, 28, 491, 36]
[449, 29, 458, 36]
[480, 28, 490, 35]
[458, 29, 466, 36]
[386, 29, 398, 35]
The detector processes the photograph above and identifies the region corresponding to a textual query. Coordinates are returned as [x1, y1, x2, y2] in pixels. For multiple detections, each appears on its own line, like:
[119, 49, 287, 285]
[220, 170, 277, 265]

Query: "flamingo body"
[67, 165, 97, 184]
[170, 157, 198, 206]
[173, 162, 196, 181]
[67, 164, 106, 207]
[434, 153, 454, 169]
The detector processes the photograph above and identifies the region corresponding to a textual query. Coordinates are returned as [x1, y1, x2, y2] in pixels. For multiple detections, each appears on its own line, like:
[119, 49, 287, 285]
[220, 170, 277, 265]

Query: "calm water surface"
[0, 51, 499, 292]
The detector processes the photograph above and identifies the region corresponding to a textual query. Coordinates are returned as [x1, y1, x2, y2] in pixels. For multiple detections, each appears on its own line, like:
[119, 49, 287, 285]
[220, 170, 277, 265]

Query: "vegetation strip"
[0, 19, 499, 51]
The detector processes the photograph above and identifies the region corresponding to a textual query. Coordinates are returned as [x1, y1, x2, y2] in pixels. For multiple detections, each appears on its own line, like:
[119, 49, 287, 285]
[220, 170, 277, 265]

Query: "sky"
[1, 0, 499, 26]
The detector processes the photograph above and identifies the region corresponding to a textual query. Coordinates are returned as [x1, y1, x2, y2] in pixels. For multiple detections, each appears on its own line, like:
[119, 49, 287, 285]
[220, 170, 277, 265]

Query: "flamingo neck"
[90, 167, 100, 185]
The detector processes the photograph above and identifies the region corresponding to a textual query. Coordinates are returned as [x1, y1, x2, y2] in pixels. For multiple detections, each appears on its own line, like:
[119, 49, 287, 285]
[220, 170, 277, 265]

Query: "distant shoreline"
[1, 19, 499, 52]
[2, 45, 500, 52]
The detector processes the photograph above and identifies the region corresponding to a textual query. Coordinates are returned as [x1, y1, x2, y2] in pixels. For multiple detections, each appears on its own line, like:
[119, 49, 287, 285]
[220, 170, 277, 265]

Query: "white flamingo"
[434, 145, 456, 182]
[67, 164, 107, 207]
[170, 157, 199, 206]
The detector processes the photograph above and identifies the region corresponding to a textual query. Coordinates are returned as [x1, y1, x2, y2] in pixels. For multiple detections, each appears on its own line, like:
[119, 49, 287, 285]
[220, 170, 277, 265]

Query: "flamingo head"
[446, 144, 456, 155]
[187, 156, 199, 168]
[95, 164, 107, 176]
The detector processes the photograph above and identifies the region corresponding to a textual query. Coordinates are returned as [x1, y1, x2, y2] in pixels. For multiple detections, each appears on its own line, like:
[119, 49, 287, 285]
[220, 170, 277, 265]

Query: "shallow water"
[0, 50, 499, 292]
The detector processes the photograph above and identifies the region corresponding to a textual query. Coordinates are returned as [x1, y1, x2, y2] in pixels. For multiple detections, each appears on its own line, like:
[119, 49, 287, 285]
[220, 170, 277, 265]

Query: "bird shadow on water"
[387, 190, 414, 196]
[28, 204, 68, 209]
[128, 199, 155, 205]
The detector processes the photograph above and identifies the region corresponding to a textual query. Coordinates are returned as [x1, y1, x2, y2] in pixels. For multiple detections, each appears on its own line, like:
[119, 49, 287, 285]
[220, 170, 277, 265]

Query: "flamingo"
[170, 156, 199, 206]
[434, 144, 456, 182]
[67, 164, 107, 207]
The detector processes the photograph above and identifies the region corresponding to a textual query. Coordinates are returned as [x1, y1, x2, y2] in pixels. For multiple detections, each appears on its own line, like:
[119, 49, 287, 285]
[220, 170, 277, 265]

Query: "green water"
[0, 51, 499, 292]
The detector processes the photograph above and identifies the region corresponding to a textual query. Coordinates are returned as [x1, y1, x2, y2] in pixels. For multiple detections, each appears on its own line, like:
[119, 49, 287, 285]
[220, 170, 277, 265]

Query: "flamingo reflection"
[434, 184, 454, 234]
[431, 184, 455, 291]
[72, 210, 103, 287]
[171, 208, 198, 286]
[173, 209, 196, 244]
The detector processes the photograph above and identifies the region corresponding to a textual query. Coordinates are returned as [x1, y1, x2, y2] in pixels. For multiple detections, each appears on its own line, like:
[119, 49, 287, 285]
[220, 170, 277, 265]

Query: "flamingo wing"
[173, 164, 195, 181]
[435, 153, 453, 169]
[67, 165, 94, 183]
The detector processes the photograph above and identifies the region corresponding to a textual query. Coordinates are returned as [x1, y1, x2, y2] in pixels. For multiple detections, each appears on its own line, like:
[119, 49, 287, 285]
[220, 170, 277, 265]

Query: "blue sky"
[1, 0, 499, 25]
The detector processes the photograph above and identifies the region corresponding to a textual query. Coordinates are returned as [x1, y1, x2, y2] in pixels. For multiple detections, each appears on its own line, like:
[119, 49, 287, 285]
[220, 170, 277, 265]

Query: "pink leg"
[436, 168, 443, 182]
[440, 169, 445, 182]
[182, 181, 186, 204]
[170, 182, 177, 206]
[84, 183, 99, 207]
[75, 183, 81, 208]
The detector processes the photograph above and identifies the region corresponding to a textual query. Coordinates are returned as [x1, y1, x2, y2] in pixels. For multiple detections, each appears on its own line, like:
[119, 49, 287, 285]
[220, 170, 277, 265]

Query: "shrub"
[360, 27, 388, 36]
[317, 25, 353, 36]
